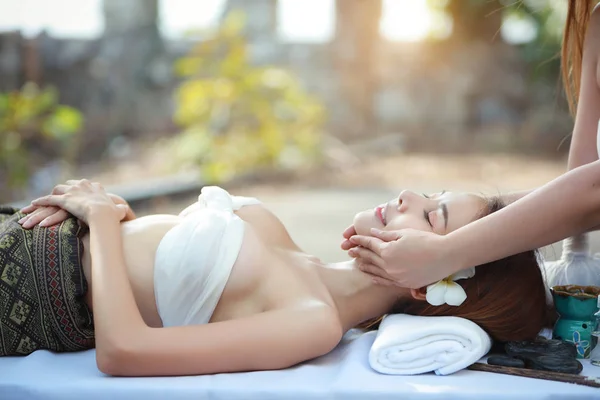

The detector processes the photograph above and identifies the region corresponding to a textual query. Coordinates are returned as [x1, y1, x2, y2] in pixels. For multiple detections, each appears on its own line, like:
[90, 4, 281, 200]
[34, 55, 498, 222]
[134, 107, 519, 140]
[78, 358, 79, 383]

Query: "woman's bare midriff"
[80, 211, 331, 328]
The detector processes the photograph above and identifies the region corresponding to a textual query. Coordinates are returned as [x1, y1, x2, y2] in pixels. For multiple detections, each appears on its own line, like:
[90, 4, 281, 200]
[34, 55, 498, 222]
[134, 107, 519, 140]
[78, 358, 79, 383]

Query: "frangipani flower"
[425, 268, 475, 307]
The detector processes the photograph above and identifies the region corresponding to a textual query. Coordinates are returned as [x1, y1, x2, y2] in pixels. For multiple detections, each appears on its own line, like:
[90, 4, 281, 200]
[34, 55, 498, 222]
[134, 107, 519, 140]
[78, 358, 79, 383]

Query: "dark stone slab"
[487, 356, 525, 368]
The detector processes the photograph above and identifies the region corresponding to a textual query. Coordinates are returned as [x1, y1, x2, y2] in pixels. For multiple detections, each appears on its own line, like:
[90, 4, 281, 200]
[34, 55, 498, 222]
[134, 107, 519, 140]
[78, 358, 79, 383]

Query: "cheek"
[353, 210, 376, 236]
[386, 215, 429, 232]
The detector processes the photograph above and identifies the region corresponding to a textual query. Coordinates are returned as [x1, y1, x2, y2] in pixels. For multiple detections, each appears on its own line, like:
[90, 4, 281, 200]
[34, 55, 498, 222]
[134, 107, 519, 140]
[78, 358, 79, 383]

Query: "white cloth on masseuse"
[153, 186, 260, 327]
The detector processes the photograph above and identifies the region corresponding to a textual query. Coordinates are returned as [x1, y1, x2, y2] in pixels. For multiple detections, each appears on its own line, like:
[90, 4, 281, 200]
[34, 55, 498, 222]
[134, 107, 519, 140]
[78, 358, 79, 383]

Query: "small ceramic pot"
[551, 285, 600, 359]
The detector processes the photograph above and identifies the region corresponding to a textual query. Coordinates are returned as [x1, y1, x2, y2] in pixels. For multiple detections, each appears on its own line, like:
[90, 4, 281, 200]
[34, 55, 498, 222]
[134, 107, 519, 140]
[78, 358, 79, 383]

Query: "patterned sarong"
[0, 206, 95, 356]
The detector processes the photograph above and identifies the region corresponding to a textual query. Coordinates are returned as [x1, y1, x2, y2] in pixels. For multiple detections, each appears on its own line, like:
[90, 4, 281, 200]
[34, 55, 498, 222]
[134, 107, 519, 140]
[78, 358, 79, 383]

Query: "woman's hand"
[348, 228, 458, 289]
[20, 190, 135, 229]
[26, 180, 128, 225]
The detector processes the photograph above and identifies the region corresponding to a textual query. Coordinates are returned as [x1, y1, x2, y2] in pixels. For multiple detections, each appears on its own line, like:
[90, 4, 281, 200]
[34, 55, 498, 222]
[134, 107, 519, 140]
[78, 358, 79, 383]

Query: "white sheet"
[1, 331, 599, 400]
[369, 314, 492, 376]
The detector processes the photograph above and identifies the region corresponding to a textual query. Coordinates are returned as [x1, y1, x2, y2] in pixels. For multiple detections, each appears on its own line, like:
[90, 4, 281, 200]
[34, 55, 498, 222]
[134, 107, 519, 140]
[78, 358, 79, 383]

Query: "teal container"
[551, 285, 600, 359]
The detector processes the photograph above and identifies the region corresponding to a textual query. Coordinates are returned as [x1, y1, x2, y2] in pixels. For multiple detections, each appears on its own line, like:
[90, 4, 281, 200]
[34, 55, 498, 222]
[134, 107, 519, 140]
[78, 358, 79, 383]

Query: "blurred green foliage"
[424, 0, 564, 79]
[0, 82, 83, 194]
[503, 0, 565, 80]
[171, 11, 325, 183]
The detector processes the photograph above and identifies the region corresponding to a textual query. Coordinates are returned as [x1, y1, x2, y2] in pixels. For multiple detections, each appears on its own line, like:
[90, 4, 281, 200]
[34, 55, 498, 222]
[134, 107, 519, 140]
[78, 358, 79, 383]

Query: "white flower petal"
[451, 268, 475, 281]
[426, 281, 447, 306]
[444, 281, 468, 306]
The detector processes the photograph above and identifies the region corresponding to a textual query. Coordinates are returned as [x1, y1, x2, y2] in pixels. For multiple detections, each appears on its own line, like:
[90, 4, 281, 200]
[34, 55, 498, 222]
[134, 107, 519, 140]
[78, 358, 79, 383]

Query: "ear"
[410, 287, 427, 301]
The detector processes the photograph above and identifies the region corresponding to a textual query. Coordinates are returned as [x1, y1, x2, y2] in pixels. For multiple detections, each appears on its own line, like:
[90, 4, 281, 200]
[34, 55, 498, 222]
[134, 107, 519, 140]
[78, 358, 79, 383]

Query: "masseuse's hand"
[26, 179, 128, 225]
[341, 224, 358, 250]
[20, 191, 135, 229]
[348, 228, 455, 289]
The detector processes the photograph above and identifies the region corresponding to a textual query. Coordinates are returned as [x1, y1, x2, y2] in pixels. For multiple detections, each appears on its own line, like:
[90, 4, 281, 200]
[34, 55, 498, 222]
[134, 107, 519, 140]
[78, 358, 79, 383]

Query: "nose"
[396, 189, 421, 212]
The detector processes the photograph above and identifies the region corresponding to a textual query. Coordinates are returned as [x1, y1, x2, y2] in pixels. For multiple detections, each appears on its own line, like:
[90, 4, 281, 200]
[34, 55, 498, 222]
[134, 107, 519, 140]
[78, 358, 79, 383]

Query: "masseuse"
[342, 1, 600, 288]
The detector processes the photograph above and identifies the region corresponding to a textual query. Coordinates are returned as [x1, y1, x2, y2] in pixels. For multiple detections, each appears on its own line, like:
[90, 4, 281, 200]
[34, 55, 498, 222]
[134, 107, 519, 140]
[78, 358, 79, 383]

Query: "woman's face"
[353, 190, 486, 236]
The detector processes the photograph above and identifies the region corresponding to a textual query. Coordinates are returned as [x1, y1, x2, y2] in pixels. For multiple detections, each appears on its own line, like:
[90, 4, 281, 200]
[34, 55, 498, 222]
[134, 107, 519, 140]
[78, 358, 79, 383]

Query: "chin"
[353, 210, 375, 236]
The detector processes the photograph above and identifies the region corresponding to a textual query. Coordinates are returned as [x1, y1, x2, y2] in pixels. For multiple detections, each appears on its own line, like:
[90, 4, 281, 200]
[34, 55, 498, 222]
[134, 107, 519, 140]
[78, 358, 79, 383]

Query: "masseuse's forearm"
[500, 189, 534, 205]
[448, 160, 600, 270]
[568, 121, 598, 170]
[568, 142, 600, 232]
[88, 211, 145, 351]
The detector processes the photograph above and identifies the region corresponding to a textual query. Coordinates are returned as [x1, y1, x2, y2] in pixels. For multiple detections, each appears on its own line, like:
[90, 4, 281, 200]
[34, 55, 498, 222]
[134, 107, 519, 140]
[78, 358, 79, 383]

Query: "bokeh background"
[0, 0, 582, 261]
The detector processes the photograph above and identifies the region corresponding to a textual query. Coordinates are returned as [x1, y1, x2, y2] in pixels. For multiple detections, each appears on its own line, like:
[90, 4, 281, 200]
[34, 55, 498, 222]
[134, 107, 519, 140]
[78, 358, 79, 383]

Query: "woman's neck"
[314, 259, 409, 332]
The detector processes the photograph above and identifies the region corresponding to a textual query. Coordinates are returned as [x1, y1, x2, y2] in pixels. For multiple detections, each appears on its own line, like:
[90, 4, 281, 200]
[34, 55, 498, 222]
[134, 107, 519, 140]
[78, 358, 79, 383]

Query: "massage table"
[1, 330, 599, 400]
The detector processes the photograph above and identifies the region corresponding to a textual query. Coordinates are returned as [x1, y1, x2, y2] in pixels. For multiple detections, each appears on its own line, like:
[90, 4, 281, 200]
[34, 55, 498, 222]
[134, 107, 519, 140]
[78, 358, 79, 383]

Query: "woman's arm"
[88, 211, 340, 376]
[31, 180, 342, 375]
[98, 301, 342, 376]
[86, 211, 146, 367]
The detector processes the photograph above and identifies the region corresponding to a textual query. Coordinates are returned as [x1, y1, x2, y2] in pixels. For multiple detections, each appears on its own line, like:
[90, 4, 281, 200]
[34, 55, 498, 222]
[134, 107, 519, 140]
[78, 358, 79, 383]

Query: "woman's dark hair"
[359, 197, 550, 342]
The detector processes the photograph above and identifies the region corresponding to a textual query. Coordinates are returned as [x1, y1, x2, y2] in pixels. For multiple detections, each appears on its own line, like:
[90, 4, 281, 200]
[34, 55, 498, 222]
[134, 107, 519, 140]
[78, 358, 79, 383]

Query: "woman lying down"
[0, 180, 549, 376]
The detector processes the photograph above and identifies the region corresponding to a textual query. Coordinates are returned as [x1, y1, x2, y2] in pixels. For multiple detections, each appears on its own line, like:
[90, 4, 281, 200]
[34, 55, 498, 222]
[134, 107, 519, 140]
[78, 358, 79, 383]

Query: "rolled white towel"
[369, 314, 492, 376]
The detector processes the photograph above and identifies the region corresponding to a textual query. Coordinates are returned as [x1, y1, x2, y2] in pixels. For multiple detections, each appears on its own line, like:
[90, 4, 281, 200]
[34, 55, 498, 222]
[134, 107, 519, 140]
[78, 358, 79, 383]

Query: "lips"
[375, 205, 386, 225]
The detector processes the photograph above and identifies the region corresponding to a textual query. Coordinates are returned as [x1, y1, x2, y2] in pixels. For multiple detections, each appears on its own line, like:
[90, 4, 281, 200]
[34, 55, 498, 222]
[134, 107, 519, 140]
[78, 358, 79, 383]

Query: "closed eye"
[423, 210, 433, 228]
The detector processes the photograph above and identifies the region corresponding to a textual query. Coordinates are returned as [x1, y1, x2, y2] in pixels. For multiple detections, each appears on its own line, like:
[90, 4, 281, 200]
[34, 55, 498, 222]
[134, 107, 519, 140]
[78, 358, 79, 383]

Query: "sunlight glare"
[380, 0, 433, 42]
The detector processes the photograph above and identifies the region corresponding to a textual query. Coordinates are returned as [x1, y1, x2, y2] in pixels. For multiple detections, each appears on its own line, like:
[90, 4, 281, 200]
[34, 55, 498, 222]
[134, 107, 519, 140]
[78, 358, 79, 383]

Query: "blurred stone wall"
[0, 0, 573, 161]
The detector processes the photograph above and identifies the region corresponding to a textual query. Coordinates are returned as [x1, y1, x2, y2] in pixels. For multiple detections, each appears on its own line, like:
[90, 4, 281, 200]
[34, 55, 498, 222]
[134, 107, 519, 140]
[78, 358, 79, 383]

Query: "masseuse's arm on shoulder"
[455, 3, 600, 262]
[444, 160, 600, 272]
[497, 189, 600, 233]
[502, 11, 600, 231]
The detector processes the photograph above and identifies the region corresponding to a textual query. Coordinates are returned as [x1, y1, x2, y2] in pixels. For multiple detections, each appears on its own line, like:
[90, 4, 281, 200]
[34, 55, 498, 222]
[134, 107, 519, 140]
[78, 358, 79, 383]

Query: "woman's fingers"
[31, 195, 64, 208]
[348, 235, 385, 256]
[51, 184, 70, 195]
[39, 209, 70, 227]
[357, 261, 396, 282]
[370, 228, 401, 242]
[20, 204, 38, 214]
[66, 179, 86, 186]
[19, 207, 49, 227]
[341, 238, 357, 250]
[348, 246, 385, 268]
[371, 275, 398, 287]
[107, 193, 127, 206]
[19, 206, 62, 229]
[115, 204, 129, 221]
[342, 225, 356, 239]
